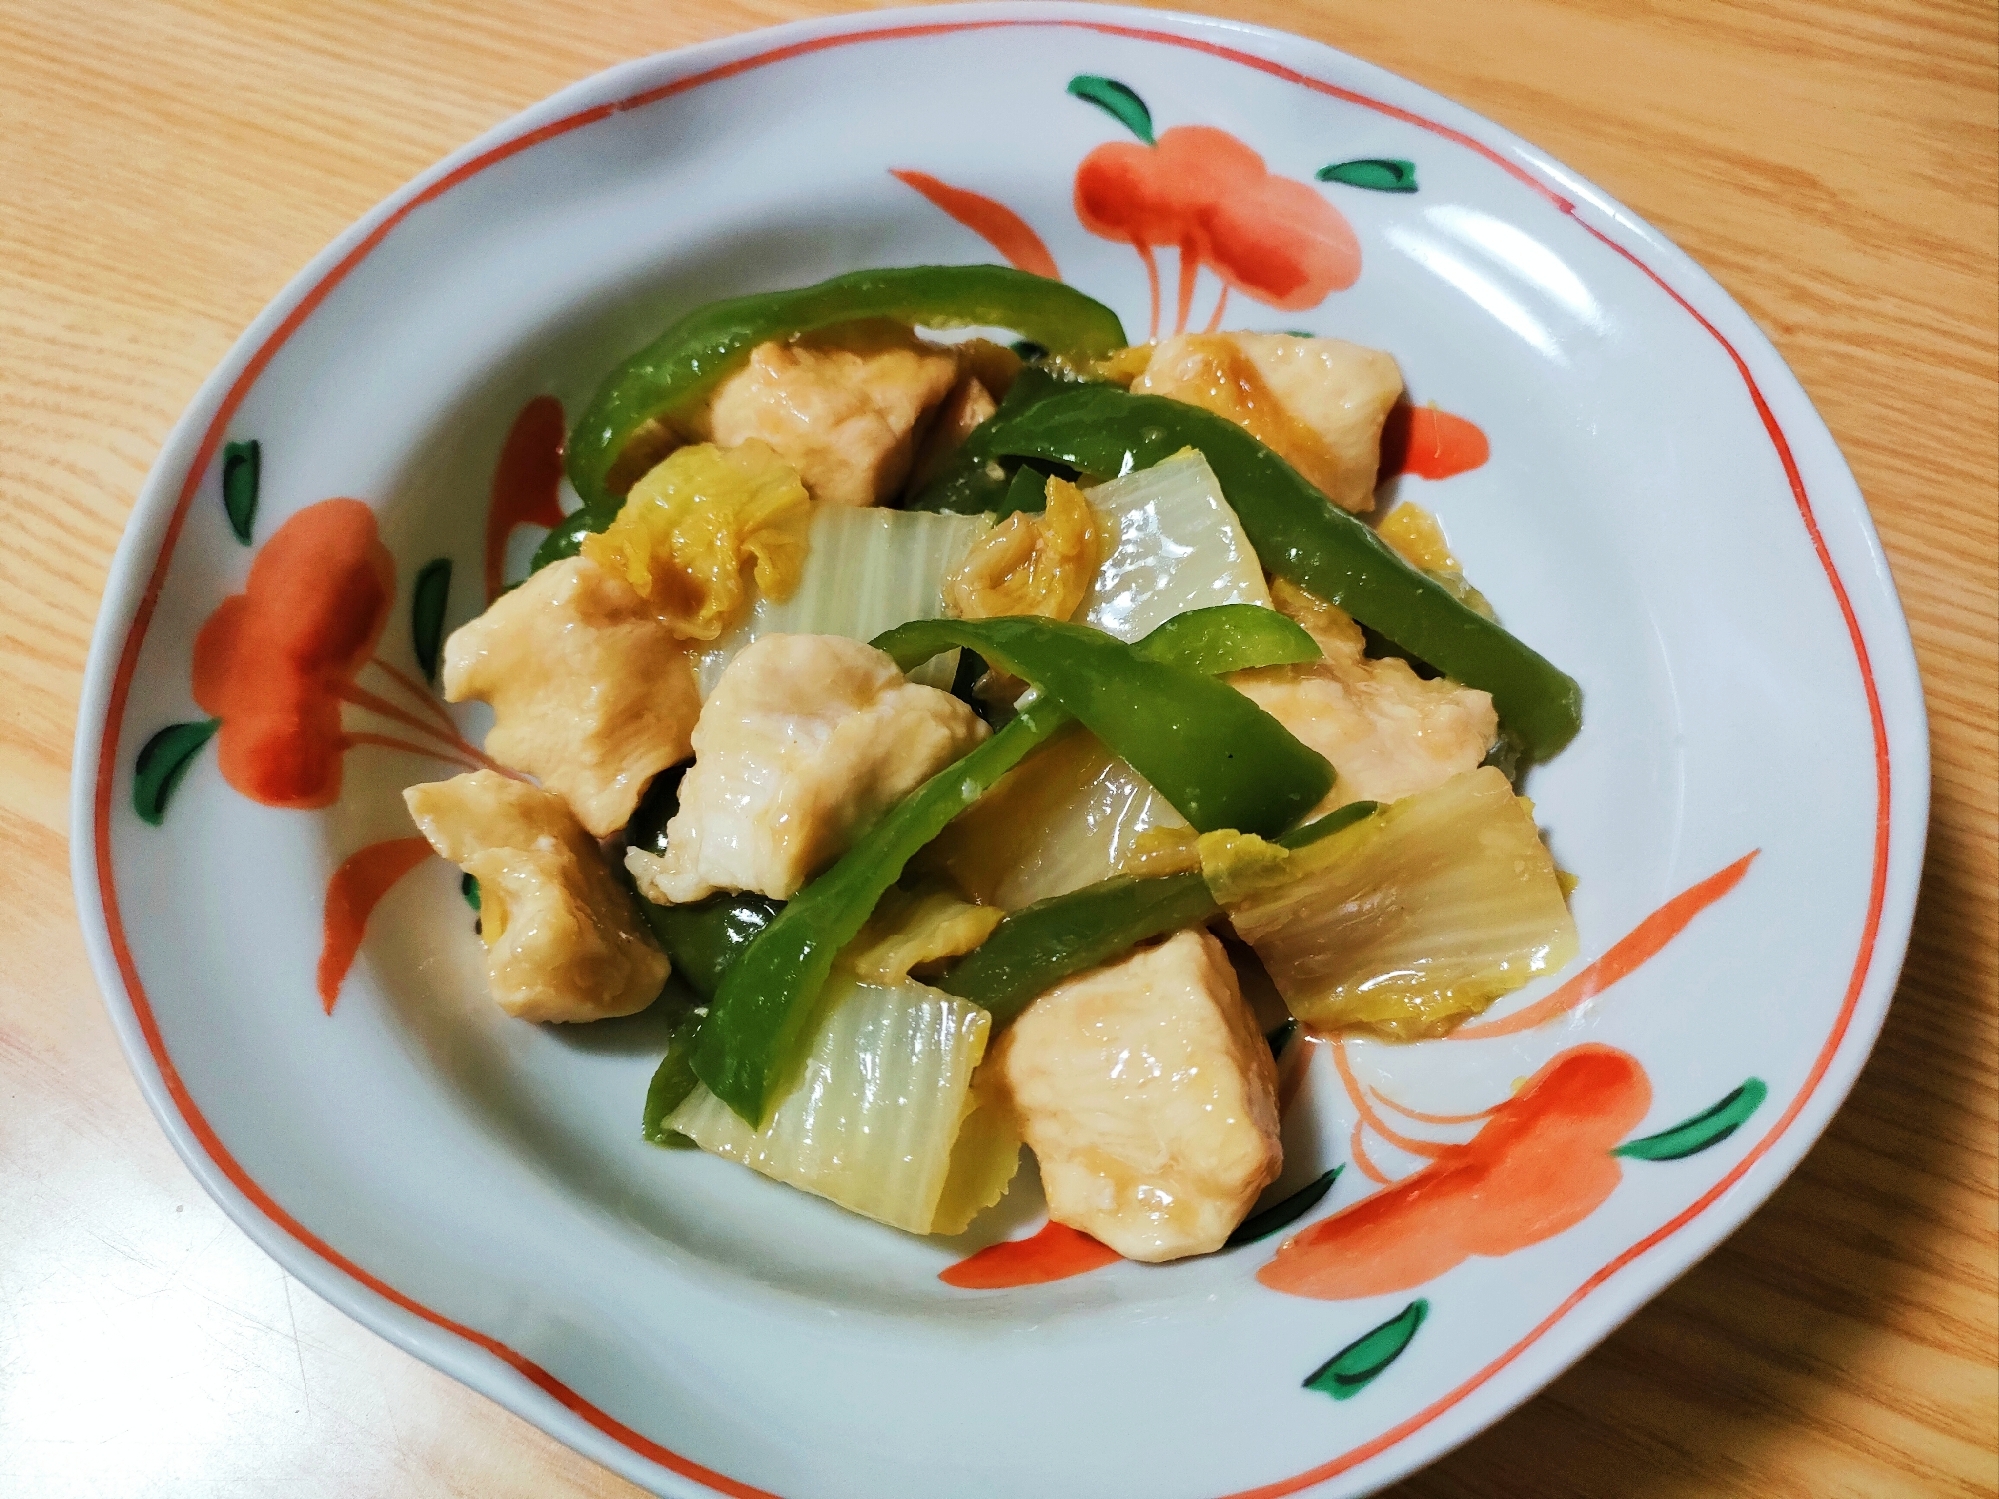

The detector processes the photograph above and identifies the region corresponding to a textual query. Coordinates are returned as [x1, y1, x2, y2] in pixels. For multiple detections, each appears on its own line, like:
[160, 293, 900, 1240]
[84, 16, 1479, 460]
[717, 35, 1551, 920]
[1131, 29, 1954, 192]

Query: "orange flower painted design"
[190, 497, 493, 809]
[890, 171, 1061, 281]
[940, 859, 1762, 1305]
[193, 498, 394, 807]
[895, 76, 1371, 344]
[1064, 75, 1361, 337]
[1076, 124, 1360, 336]
[1261, 1044, 1653, 1300]
[317, 836, 435, 1013]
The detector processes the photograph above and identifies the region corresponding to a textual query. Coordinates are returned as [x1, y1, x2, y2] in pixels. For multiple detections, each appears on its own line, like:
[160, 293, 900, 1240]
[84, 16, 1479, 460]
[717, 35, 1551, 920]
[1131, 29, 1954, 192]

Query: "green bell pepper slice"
[912, 382, 1583, 760]
[529, 508, 600, 573]
[622, 764, 783, 1001]
[566, 266, 1127, 514]
[634, 894, 780, 1004]
[903, 364, 1071, 517]
[871, 614, 1332, 837]
[690, 604, 1321, 1126]
[934, 800, 1378, 1024]
[641, 1006, 707, 1146]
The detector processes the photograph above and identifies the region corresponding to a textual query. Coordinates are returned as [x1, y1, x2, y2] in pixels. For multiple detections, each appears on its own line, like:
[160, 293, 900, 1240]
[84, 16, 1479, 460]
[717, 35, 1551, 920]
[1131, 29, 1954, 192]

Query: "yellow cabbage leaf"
[843, 884, 1004, 986]
[667, 974, 1019, 1235]
[944, 474, 1104, 623]
[1224, 767, 1578, 1040]
[582, 439, 811, 640]
[1195, 829, 1293, 904]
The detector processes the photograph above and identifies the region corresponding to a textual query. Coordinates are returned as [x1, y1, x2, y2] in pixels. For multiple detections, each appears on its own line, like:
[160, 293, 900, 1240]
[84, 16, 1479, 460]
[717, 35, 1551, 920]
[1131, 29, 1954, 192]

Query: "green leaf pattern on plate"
[411, 557, 452, 683]
[133, 719, 220, 826]
[1614, 1078, 1768, 1161]
[1304, 1299, 1428, 1401]
[1067, 75, 1154, 145]
[1228, 1166, 1341, 1248]
[1317, 158, 1419, 193]
[222, 439, 260, 544]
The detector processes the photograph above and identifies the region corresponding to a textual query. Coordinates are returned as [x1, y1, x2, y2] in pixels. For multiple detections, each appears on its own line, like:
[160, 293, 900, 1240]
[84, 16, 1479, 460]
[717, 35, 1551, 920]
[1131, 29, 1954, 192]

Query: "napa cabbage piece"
[842, 884, 1004, 985]
[1075, 448, 1270, 641]
[666, 973, 1020, 1234]
[1223, 767, 1577, 1040]
[581, 440, 810, 640]
[945, 474, 1102, 622]
[693, 505, 990, 694]
[1195, 828, 1294, 904]
[918, 724, 1189, 909]
[1377, 501, 1493, 620]
[920, 451, 1272, 907]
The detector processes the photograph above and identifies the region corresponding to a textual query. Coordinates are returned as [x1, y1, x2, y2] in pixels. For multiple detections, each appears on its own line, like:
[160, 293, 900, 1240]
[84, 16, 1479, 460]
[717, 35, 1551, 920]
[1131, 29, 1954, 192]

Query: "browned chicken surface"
[699, 319, 960, 507]
[1132, 332, 1403, 513]
[405, 771, 667, 1022]
[440, 555, 699, 838]
[991, 928, 1283, 1262]
[1230, 584, 1497, 813]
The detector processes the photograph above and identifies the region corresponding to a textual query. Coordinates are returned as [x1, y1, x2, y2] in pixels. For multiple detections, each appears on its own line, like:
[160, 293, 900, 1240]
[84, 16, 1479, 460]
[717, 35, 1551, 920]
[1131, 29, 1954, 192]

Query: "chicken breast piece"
[1132, 332, 1403, 512]
[908, 371, 998, 489]
[991, 928, 1283, 1262]
[699, 320, 961, 507]
[1229, 585, 1497, 813]
[405, 771, 668, 1023]
[629, 633, 988, 904]
[441, 555, 700, 838]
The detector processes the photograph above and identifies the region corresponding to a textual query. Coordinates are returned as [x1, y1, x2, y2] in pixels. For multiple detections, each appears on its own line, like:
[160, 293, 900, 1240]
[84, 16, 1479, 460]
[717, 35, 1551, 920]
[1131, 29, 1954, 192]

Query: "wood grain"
[0, 2, 1991, 1495]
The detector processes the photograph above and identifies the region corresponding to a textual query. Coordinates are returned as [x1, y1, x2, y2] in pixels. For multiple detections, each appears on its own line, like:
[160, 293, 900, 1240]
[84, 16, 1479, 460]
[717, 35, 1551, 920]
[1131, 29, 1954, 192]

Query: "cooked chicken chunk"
[629, 634, 988, 904]
[441, 555, 699, 838]
[1230, 584, 1497, 813]
[404, 771, 667, 1023]
[909, 371, 998, 489]
[990, 928, 1283, 1262]
[699, 320, 961, 507]
[1132, 332, 1403, 512]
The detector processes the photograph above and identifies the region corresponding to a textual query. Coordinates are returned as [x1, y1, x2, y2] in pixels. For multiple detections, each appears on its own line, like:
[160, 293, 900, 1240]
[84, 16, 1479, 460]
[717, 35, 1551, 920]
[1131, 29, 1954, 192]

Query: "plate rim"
[67, 5, 1931, 1496]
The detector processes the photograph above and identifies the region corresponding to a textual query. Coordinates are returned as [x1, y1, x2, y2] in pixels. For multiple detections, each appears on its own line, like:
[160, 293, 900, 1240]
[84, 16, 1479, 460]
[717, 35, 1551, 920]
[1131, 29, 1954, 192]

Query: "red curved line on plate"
[317, 837, 435, 1014]
[1368, 1088, 1495, 1128]
[1452, 850, 1759, 1041]
[1334, 1036, 1451, 1159]
[87, 19, 1894, 1499]
[889, 169, 1062, 279]
[1349, 1117, 1393, 1188]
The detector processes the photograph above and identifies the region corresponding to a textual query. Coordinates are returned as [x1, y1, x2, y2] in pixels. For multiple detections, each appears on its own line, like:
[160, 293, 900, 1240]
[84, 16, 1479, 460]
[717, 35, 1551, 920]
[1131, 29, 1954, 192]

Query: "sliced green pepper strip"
[935, 800, 1378, 1023]
[641, 1007, 707, 1146]
[691, 698, 1071, 1124]
[691, 604, 1320, 1126]
[635, 893, 781, 1003]
[915, 382, 1583, 760]
[529, 507, 604, 573]
[567, 266, 1126, 512]
[622, 763, 784, 1000]
[904, 365, 1068, 515]
[871, 613, 1331, 837]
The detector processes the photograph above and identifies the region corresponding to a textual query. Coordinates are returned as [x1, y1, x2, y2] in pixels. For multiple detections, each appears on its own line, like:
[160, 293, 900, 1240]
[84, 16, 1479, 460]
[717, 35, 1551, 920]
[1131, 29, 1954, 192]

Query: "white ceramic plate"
[73, 6, 1928, 1495]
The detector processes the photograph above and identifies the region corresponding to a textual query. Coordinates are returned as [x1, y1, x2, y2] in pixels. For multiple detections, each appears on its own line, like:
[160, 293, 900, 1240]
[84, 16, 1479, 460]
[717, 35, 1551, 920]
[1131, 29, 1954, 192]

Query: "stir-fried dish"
[405, 265, 1583, 1262]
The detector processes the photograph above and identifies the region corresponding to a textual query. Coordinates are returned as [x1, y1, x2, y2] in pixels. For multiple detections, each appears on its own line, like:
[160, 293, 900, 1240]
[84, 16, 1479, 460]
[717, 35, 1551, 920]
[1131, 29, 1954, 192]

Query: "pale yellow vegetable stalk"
[667, 974, 1019, 1234]
[1223, 767, 1578, 1040]
[691, 504, 989, 695]
[842, 884, 1004, 986]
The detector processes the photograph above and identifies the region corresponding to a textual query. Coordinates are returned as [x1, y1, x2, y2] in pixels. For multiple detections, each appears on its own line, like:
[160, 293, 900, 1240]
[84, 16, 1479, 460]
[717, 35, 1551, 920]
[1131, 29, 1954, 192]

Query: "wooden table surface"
[2, 1, 1992, 1495]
